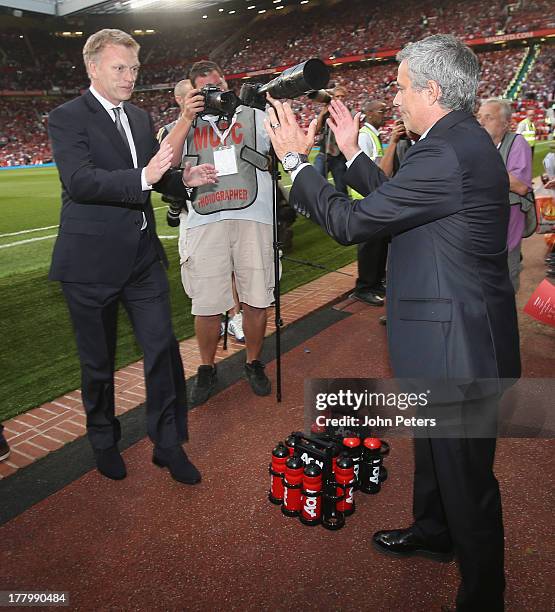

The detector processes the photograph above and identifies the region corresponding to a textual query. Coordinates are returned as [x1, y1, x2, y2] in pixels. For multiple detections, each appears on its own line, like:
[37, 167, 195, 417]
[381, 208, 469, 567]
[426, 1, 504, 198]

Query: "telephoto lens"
[258, 58, 330, 99]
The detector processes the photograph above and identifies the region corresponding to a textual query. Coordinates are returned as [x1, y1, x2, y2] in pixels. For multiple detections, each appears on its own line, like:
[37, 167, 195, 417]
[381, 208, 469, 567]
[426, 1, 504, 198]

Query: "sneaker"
[190, 365, 217, 406]
[0, 432, 10, 462]
[228, 312, 245, 343]
[245, 360, 271, 396]
[219, 321, 226, 337]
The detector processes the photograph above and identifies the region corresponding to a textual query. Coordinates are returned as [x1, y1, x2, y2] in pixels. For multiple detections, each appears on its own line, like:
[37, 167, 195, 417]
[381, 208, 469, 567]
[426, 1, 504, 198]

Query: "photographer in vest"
[477, 98, 534, 292]
[163, 60, 274, 405]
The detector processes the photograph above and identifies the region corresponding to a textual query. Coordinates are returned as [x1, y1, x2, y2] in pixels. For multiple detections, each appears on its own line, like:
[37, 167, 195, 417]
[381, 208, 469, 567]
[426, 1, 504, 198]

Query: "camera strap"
[206, 115, 238, 147]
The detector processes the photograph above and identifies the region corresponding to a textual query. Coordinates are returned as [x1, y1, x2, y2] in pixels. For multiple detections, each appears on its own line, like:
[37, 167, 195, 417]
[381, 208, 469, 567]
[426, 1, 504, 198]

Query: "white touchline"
[0, 234, 59, 249]
[0, 206, 168, 240]
[0, 225, 59, 238]
[0, 209, 172, 248]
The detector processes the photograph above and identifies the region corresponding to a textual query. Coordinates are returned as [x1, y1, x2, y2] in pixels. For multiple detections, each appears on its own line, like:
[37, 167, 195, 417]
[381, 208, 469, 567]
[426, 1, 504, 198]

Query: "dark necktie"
[112, 107, 132, 155]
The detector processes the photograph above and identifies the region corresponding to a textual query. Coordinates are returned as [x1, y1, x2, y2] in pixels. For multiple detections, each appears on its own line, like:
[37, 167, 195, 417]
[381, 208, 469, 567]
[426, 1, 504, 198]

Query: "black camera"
[200, 85, 241, 117]
[240, 58, 331, 111]
[162, 194, 188, 227]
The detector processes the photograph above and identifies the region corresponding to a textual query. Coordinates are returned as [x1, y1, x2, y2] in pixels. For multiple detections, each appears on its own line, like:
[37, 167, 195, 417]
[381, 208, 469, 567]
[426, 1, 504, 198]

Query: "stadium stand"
[0, 0, 553, 166]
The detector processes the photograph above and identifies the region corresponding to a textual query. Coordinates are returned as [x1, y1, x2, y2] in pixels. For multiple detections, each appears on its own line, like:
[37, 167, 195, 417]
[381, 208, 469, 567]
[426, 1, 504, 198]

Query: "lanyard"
[206, 115, 237, 147]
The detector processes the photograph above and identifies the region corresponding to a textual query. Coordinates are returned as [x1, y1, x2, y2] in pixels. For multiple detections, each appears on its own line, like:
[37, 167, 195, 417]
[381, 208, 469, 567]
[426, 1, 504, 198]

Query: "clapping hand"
[264, 95, 318, 161]
[327, 99, 362, 161]
[145, 141, 173, 185]
[182, 162, 218, 188]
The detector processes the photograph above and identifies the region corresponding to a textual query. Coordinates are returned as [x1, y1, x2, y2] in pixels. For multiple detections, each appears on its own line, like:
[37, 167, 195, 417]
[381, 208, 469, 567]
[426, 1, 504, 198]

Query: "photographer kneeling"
[164, 60, 274, 405]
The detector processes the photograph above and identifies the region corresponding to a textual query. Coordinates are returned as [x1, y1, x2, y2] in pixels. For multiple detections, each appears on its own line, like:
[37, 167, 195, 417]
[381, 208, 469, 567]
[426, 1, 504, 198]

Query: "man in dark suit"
[48, 29, 217, 484]
[265, 35, 520, 611]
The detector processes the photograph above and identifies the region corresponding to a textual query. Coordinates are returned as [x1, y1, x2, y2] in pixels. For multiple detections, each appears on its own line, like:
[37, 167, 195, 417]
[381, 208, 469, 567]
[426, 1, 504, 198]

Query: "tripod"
[270, 147, 283, 402]
[269, 149, 355, 403]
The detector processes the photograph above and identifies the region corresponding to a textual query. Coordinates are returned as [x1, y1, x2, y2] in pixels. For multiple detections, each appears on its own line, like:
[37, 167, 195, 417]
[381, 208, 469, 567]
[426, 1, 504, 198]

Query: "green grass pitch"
[0, 164, 356, 421]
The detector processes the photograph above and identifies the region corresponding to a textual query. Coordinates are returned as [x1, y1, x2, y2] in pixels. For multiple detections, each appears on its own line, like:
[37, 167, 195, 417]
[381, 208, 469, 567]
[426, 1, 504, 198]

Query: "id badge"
[213, 145, 238, 176]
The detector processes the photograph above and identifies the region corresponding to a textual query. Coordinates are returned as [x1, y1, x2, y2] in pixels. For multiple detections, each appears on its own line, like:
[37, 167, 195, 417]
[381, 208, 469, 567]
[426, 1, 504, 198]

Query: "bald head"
[362, 100, 387, 129]
[174, 79, 193, 112]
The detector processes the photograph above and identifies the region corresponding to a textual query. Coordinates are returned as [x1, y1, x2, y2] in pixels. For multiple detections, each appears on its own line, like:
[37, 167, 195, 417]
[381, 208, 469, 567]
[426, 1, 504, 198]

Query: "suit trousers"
[326, 153, 348, 194]
[412, 414, 505, 611]
[355, 237, 389, 292]
[61, 230, 187, 450]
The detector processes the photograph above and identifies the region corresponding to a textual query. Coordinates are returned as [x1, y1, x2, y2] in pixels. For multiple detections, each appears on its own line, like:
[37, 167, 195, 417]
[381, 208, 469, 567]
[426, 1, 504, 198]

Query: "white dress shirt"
[90, 86, 150, 229]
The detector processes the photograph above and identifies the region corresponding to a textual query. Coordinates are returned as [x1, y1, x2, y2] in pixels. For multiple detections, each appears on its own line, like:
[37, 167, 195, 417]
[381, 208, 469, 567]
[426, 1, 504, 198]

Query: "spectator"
[477, 98, 534, 292]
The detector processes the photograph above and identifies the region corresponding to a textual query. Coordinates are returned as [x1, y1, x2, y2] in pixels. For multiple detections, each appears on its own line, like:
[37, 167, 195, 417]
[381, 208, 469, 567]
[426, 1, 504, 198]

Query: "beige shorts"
[181, 220, 276, 316]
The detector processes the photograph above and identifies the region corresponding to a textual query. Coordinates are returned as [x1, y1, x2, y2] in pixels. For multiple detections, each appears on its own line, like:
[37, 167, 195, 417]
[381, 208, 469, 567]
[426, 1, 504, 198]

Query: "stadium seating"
[0, 0, 553, 166]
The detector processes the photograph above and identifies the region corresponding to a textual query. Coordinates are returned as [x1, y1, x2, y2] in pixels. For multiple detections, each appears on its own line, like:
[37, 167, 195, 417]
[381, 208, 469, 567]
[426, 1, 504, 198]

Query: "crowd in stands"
[504, 0, 555, 33]
[476, 49, 527, 98]
[219, 0, 509, 74]
[519, 45, 555, 104]
[1, 0, 554, 167]
[1, 0, 554, 92]
[0, 97, 56, 166]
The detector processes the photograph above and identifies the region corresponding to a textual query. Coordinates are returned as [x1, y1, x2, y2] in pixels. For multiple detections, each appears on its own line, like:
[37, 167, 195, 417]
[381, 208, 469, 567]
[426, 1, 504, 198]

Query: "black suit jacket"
[48, 90, 188, 285]
[291, 111, 521, 380]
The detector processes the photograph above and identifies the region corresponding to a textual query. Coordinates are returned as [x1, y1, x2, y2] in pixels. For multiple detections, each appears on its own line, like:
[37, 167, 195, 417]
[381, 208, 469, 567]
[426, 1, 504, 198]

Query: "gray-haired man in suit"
[264, 34, 520, 611]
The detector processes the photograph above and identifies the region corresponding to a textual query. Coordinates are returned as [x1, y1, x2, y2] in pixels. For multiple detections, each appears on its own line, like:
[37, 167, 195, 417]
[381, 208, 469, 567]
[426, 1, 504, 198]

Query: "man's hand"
[145, 141, 173, 185]
[182, 162, 218, 188]
[264, 95, 317, 161]
[181, 89, 205, 121]
[327, 99, 361, 161]
[389, 120, 406, 145]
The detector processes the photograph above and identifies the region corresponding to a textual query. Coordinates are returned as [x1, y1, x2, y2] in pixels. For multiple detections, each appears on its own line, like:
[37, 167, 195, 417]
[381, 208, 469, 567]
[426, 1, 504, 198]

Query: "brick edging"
[0, 262, 357, 479]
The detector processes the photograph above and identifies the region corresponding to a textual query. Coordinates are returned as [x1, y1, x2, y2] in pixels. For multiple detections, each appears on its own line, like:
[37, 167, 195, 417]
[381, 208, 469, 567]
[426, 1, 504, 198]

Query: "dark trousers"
[413, 433, 505, 611]
[61, 230, 187, 451]
[355, 237, 389, 292]
[326, 153, 348, 194]
[314, 152, 348, 194]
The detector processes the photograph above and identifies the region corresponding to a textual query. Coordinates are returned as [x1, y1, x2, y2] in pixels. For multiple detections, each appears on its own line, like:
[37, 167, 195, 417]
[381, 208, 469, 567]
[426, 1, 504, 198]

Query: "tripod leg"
[223, 310, 229, 351]
[271, 148, 283, 403]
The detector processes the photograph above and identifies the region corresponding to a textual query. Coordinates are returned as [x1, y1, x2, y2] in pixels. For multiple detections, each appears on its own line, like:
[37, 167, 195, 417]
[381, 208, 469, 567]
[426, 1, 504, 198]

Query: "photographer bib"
[187, 107, 262, 215]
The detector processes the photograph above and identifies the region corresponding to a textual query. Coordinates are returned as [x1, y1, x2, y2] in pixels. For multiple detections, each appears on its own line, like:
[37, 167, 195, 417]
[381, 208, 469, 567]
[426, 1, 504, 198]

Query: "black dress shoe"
[349, 290, 385, 307]
[373, 281, 387, 297]
[372, 528, 454, 562]
[153, 445, 201, 485]
[94, 446, 126, 480]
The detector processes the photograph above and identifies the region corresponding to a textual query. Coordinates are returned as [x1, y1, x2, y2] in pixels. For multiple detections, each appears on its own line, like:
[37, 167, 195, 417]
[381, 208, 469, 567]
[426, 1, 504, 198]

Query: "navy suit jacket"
[48, 90, 188, 285]
[291, 111, 521, 380]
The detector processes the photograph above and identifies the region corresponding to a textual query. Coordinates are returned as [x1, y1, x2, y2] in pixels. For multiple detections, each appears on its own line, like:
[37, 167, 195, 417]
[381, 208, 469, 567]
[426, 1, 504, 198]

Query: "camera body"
[200, 85, 241, 117]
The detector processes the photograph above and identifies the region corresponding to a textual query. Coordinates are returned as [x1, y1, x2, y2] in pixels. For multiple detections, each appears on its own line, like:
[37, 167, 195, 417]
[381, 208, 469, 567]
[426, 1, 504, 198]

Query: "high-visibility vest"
[517, 118, 536, 147]
[350, 125, 383, 200]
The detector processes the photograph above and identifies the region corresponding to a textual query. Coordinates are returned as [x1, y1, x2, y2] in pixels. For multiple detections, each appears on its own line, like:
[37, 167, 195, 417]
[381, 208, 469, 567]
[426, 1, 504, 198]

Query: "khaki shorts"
[181, 220, 276, 316]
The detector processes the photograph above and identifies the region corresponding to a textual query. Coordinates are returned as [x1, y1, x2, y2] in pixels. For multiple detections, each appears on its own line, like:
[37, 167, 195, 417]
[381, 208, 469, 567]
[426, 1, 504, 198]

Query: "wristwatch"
[282, 152, 308, 173]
